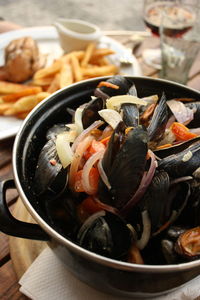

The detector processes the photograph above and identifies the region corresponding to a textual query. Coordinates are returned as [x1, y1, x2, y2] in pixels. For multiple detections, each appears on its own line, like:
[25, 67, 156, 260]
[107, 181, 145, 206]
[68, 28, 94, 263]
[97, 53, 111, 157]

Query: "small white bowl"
[54, 18, 102, 52]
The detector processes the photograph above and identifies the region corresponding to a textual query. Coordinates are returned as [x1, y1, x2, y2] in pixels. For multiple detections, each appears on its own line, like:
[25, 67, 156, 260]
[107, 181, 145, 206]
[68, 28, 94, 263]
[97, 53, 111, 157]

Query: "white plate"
[0, 26, 142, 140]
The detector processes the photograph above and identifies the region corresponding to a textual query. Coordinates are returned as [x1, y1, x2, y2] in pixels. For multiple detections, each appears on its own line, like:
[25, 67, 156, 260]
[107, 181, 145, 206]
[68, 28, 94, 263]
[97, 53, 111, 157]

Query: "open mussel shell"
[147, 92, 169, 144]
[34, 124, 71, 199]
[77, 211, 132, 259]
[120, 103, 139, 127]
[186, 101, 200, 128]
[82, 97, 105, 129]
[161, 239, 179, 264]
[34, 139, 68, 199]
[94, 75, 133, 100]
[46, 123, 70, 140]
[161, 226, 188, 264]
[98, 123, 148, 210]
[158, 140, 200, 177]
[137, 170, 170, 235]
[154, 136, 200, 159]
[175, 227, 200, 260]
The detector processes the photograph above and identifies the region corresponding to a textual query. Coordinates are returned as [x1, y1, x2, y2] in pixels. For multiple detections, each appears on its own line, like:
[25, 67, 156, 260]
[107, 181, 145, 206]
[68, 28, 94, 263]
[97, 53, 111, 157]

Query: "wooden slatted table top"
[1, 31, 200, 300]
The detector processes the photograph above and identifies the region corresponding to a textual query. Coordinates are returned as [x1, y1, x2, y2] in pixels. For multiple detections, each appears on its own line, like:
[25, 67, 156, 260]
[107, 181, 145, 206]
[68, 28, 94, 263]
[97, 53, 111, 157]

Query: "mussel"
[82, 97, 105, 129]
[175, 227, 200, 260]
[186, 101, 200, 128]
[158, 140, 200, 177]
[77, 211, 132, 259]
[34, 124, 69, 199]
[98, 122, 148, 210]
[120, 103, 139, 127]
[147, 92, 169, 144]
[33, 75, 200, 266]
[94, 75, 132, 100]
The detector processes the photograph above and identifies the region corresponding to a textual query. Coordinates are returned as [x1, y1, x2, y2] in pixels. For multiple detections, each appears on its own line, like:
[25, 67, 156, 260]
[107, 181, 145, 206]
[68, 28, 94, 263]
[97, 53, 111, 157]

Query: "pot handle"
[0, 179, 50, 241]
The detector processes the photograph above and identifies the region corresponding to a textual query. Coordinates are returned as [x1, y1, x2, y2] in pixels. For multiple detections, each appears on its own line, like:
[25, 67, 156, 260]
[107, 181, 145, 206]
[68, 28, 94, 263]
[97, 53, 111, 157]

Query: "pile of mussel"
[34, 76, 200, 265]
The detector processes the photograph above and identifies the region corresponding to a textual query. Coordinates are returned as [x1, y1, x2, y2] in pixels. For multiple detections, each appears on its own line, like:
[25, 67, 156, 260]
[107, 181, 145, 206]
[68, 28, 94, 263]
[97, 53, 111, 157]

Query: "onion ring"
[82, 150, 105, 195]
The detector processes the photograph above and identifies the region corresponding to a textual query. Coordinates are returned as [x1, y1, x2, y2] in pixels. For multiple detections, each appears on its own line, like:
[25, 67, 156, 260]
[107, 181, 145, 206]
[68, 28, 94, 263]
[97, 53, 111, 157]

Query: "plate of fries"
[0, 26, 142, 140]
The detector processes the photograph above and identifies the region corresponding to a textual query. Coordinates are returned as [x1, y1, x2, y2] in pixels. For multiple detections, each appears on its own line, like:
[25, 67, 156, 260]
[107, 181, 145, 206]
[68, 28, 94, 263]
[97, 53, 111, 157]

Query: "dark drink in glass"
[144, 1, 195, 37]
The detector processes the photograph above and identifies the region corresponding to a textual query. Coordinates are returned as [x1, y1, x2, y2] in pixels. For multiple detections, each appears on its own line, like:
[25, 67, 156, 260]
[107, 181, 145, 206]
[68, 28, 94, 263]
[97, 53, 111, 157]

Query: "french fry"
[4, 92, 50, 115]
[59, 62, 73, 89]
[33, 59, 62, 80]
[16, 111, 30, 119]
[62, 51, 84, 61]
[32, 75, 55, 86]
[96, 57, 110, 66]
[70, 54, 83, 82]
[47, 73, 61, 93]
[82, 65, 118, 77]
[36, 92, 50, 102]
[0, 103, 13, 114]
[0, 41, 119, 120]
[0, 81, 28, 94]
[81, 43, 96, 67]
[90, 48, 115, 62]
[2, 86, 42, 102]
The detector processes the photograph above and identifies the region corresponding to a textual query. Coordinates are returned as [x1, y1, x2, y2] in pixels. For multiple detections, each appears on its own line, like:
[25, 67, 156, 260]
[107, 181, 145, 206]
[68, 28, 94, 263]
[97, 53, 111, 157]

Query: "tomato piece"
[171, 122, 197, 141]
[74, 170, 84, 192]
[74, 167, 99, 194]
[88, 167, 100, 194]
[156, 143, 172, 150]
[97, 81, 119, 89]
[77, 196, 103, 222]
[84, 139, 105, 160]
[99, 135, 110, 146]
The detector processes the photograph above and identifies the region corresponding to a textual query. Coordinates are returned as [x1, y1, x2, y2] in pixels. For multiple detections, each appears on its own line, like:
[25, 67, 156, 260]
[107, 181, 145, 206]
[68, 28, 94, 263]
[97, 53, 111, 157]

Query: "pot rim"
[13, 76, 200, 273]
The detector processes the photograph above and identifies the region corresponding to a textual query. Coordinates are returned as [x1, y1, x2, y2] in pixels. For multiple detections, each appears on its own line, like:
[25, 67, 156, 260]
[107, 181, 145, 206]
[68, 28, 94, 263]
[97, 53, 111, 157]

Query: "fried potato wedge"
[33, 59, 62, 80]
[2, 86, 42, 102]
[82, 65, 118, 77]
[4, 92, 50, 115]
[0, 80, 29, 94]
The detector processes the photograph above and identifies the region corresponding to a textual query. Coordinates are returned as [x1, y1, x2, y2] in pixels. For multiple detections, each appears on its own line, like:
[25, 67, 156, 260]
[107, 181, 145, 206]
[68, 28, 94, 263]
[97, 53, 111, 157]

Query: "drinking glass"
[159, 6, 200, 84]
[143, 0, 197, 69]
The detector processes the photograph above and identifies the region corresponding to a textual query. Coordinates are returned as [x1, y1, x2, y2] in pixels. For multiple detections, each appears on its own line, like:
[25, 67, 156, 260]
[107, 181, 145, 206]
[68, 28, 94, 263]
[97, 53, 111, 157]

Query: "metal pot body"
[1, 77, 200, 297]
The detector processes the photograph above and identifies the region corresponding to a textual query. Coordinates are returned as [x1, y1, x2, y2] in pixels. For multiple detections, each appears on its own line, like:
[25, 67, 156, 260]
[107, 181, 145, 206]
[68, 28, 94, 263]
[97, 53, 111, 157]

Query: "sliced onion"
[93, 197, 119, 215]
[94, 88, 109, 101]
[136, 210, 151, 250]
[121, 150, 157, 216]
[167, 100, 194, 125]
[106, 95, 147, 110]
[166, 115, 176, 129]
[97, 159, 111, 190]
[99, 125, 113, 140]
[190, 128, 200, 135]
[82, 150, 105, 195]
[69, 135, 94, 189]
[56, 133, 74, 168]
[72, 120, 104, 152]
[157, 128, 176, 146]
[170, 176, 193, 185]
[98, 109, 122, 129]
[141, 94, 158, 104]
[74, 107, 84, 134]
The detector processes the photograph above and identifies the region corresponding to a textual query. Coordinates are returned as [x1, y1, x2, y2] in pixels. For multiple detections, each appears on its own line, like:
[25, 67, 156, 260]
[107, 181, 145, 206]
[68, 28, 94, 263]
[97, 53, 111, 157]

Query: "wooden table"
[1, 31, 200, 300]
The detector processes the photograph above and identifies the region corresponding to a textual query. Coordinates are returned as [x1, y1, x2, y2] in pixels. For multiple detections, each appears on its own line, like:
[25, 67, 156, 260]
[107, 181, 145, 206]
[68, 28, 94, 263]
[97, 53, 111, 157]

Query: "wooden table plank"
[0, 260, 28, 300]
[188, 74, 200, 91]
[0, 233, 9, 265]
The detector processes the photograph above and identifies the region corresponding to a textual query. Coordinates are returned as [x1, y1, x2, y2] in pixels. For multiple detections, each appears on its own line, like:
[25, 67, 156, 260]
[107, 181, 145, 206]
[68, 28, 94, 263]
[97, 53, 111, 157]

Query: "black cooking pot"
[1, 76, 200, 298]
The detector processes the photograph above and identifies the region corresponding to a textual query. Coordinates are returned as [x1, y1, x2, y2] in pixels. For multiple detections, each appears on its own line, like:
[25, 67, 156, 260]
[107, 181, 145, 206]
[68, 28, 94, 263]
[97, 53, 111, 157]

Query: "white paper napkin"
[19, 246, 200, 300]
